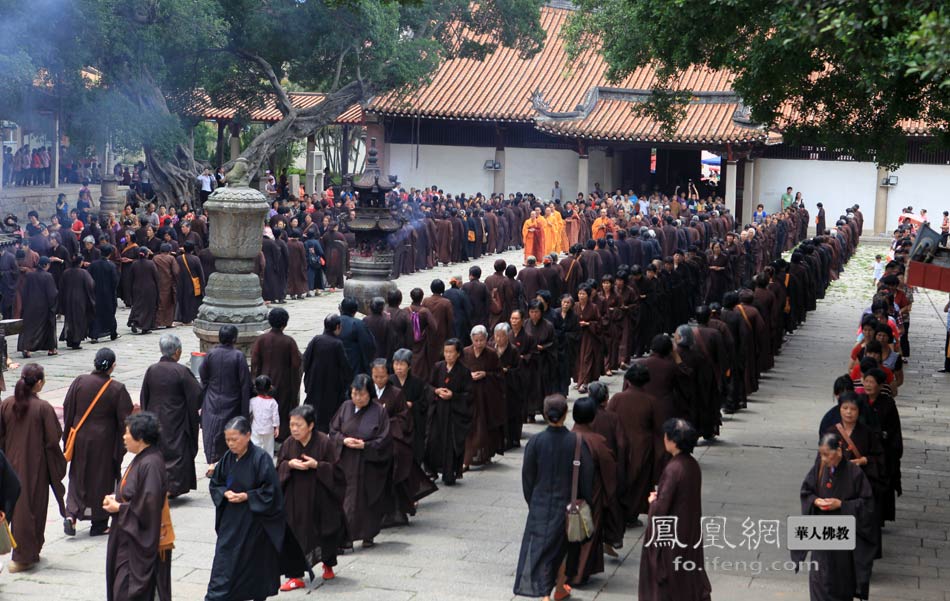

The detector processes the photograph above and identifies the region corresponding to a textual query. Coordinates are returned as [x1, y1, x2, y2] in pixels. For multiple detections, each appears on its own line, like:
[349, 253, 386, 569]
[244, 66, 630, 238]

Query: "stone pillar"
[288, 173, 300, 197]
[493, 149, 505, 195]
[229, 122, 242, 161]
[741, 159, 756, 225]
[193, 158, 270, 354]
[50, 113, 60, 189]
[576, 144, 589, 201]
[724, 160, 738, 215]
[305, 134, 317, 194]
[313, 151, 324, 194]
[874, 166, 889, 234]
[99, 175, 121, 216]
[604, 148, 614, 193]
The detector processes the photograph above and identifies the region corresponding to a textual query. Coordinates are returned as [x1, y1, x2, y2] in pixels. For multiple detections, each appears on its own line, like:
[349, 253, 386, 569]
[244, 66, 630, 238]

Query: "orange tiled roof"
[335, 103, 364, 125]
[370, 6, 735, 125]
[534, 90, 768, 144]
[185, 91, 357, 124]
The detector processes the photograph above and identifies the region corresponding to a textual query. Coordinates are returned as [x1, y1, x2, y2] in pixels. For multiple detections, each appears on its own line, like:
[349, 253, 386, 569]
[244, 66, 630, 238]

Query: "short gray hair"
[159, 334, 182, 359]
[493, 322, 511, 336]
[674, 325, 694, 349]
[470, 325, 488, 339]
[392, 348, 412, 364]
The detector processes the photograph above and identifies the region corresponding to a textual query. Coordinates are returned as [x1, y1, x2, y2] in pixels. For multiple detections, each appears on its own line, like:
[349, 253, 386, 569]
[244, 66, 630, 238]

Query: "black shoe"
[63, 518, 76, 536]
[130, 326, 139, 334]
[938, 369, 949, 373]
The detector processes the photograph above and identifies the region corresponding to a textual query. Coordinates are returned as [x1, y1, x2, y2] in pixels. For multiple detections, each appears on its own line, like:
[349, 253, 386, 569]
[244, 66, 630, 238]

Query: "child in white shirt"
[249, 375, 280, 462]
[872, 254, 884, 283]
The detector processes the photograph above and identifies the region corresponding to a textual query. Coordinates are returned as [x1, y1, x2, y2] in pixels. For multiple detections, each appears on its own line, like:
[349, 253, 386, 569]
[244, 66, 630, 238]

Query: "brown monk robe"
[152, 247, 179, 328]
[738, 290, 771, 379]
[250, 316, 302, 442]
[329, 380, 394, 545]
[362, 303, 391, 362]
[140, 354, 202, 498]
[128, 249, 159, 333]
[62, 367, 133, 533]
[567, 397, 619, 587]
[559, 250, 585, 299]
[0, 372, 67, 568]
[105, 443, 169, 601]
[435, 218, 453, 265]
[277, 413, 347, 578]
[573, 288, 603, 390]
[408, 290, 437, 383]
[607, 367, 660, 523]
[753, 276, 781, 360]
[587, 382, 628, 552]
[286, 231, 309, 299]
[461, 339, 506, 467]
[631, 337, 692, 482]
[371, 365, 437, 526]
[485, 260, 515, 329]
[421, 285, 454, 358]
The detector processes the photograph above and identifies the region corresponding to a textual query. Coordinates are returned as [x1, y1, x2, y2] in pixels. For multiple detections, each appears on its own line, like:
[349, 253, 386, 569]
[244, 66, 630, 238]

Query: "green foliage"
[193, 121, 217, 163]
[566, 0, 950, 168]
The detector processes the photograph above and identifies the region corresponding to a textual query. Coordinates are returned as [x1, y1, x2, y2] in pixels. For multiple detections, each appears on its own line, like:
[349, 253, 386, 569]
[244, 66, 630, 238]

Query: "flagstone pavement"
[1, 240, 948, 601]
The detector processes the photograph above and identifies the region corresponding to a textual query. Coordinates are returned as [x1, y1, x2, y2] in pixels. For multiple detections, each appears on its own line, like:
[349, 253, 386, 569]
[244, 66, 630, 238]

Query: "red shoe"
[554, 584, 572, 601]
[280, 578, 306, 592]
[322, 564, 336, 580]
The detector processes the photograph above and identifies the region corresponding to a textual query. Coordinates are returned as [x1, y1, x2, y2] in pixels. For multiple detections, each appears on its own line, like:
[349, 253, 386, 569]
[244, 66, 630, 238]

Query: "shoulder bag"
[565, 433, 593, 543]
[181, 255, 201, 297]
[64, 378, 112, 462]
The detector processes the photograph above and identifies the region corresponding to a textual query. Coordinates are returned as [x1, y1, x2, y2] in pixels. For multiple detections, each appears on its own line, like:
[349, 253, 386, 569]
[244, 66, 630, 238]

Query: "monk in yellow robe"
[541, 208, 558, 256]
[546, 206, 569, 254]
[522, 210, 546, 265]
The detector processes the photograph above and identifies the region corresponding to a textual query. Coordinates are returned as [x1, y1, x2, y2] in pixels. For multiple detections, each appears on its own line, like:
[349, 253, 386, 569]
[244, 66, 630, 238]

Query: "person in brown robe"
[286, 229, 309, 300]
[277, 404, 348, 588]
[738, 289, 772, 379]
[573, 284, 602, 392]
[329, 374, 393, 547]
[57, 257, 96, 349]
[16, 257, 57, 357]
[0, 364, 67, 571]
[639, 418, 712, 601]
[586, 382, 627, 554]
[567, 396, 618, 586]
[104, 412, 170, 601]
[174, 241, 205, 325]
[422, 279, 454, 360]
[490, 323, 524, 450]
[140, 334, 202, 498]
[152, 244, 179, 328]
[370, 361, 437, 527]
[461, 326, 505, 468]
[362, 297, 391, 362]
[559, 245, 585, 299]
[408, 287, 438, 383]
[128, 248, 159, 334]
[485, 259, 515, 329]
[426, 339, 472, 485]
[250, 307, 302, 441]
[62, 349, 134, 536]
[608, 364, 660, 526]
[385, 289, 413, 362]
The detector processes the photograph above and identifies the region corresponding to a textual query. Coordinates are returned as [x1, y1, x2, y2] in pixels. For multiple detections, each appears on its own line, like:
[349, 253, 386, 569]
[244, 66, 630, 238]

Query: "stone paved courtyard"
[1, 240, 948, 601]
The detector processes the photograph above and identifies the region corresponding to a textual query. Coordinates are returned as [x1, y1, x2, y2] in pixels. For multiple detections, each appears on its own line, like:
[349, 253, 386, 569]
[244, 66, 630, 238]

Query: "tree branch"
[233, 49, 294, 116]
[331, 46, 350, 92]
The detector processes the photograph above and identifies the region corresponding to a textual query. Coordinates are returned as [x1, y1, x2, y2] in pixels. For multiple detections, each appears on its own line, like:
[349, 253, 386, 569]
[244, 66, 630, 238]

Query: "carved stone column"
[193, 158, 269, 353]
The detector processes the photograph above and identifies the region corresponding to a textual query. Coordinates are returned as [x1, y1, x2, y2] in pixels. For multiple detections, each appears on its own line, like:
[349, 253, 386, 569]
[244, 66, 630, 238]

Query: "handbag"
[180, 255, 201, 297]
[565, 433, 594, 543]
[0, 517, 16, 555]
[121, 465, 175, 558]
[64, 379, 112, 462]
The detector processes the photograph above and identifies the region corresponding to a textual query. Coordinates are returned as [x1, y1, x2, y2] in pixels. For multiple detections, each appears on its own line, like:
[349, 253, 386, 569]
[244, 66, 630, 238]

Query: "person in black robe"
[329, 374, 393, 547]
[17, 257, 57, 358]
[140, 334, 202, 498]
[88, 247, 119, 342]
[261, 234, 288, 303]
[389, 348, 429, 467]
[199, 326, 252, 467]
[426, 338, 472, 485]
[128, 248, 159, 334]
[0, 246, 19, 319]
[175, 241, 205, 325]
[277, 405, 348, 590]
[103, 412, 170, 601]
[791, 432, 877, 601]
[303, 315, 353, 433]
[462, 266, 490, 329]
[206, 416, 285, 601]
[639, 419, 712, 601]
[524, 300, 556, 420]
[362, 297, 391, 362]
[57, 257, 96, 350]
[514, 395, 593, 601]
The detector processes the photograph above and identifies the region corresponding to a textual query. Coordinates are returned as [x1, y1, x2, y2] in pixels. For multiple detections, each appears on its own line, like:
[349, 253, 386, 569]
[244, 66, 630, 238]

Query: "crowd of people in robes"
[0, 179, 877, 599]
[791, 217, 921, 601]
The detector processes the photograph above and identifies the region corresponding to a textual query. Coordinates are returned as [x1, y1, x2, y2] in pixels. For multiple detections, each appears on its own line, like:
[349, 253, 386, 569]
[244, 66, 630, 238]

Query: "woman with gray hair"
[461, 325, 504, 468]
[141, 334, 203, 497]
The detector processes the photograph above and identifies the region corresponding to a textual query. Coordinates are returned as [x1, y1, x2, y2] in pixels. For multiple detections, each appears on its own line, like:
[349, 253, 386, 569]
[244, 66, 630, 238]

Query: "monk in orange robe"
[546, 206, 569, 254]
[591, 208, 616, 240]
[541, 209, 558, 257]
[522, 210, 546, 265]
